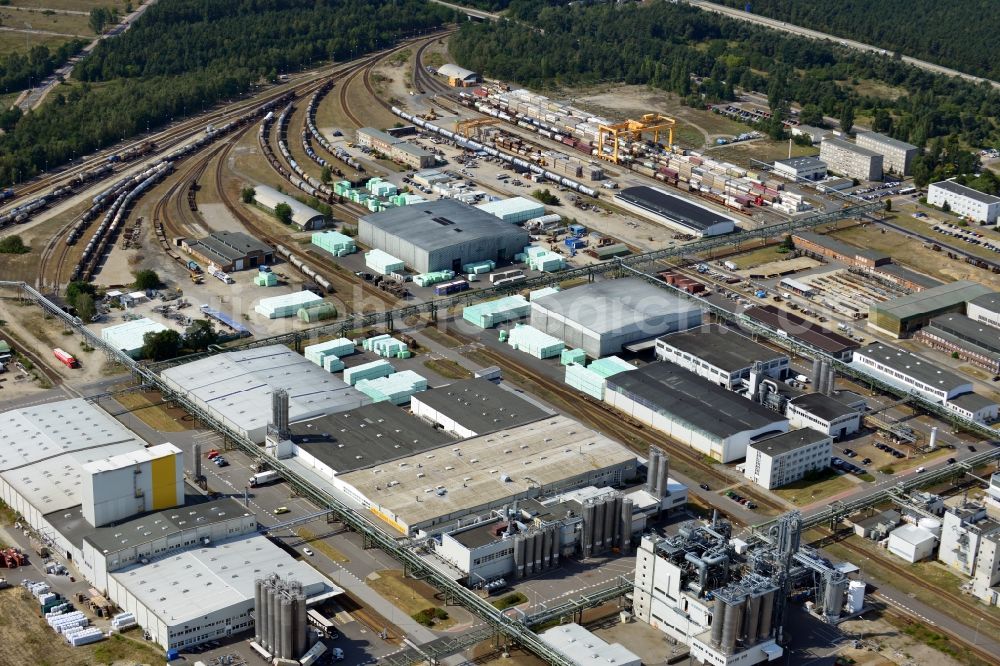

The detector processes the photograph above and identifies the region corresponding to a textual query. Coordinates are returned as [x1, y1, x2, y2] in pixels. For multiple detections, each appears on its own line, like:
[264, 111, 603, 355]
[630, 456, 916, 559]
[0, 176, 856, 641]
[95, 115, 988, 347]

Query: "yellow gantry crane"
[455, 117, 498, 138]
[597, 113, 676, 164]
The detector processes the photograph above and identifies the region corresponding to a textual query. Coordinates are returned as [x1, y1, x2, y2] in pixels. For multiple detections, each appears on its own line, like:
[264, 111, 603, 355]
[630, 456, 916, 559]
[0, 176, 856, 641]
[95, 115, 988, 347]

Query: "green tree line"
[715, 0, 1000, 82]
[0, 0, 453, 186]
[0, 41, 86, 98]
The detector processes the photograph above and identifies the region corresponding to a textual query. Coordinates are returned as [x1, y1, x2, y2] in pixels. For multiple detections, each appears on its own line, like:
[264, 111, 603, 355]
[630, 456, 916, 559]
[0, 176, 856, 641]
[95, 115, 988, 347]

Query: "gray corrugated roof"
[657, 323, 786, 372]
[412, 379, 548, 435]
[969, 292, 1000, 315]
[750, 429, 829, 456]
[873, 263, 942, 289]
[854, 342, 969, 390]
[793, 231, 889, 262]
[857, 131, 917, 152]
[193, 231, 271, 263]
[924, 314, 1000, 356]
[949, 392, 997, 411]
[930, 180, 1000, 205]
[788, 392, 857, 421]
[85, 498, 250, 553]
[605, 362, 785, 439]
[871, 281, 993, 319]
[360, 199, 529, 252]
[292, 404, 455, 475]
[532, 278, 700, 336]
[616, 186, 735, 232]
[822, 137, 883, 158]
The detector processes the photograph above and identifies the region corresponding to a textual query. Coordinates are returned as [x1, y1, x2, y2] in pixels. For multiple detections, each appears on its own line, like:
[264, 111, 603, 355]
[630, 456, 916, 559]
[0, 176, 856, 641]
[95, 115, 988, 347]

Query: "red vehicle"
[53, 348, 78, 368]
[206, 449, 220, 459]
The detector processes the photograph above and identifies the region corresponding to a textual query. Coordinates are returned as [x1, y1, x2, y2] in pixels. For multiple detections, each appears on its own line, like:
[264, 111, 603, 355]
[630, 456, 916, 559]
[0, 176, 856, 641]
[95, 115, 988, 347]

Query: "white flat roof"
[539, 623, 641, 666]
[338, 415, 636, 529]
[111, 534, 342, 626]
[100, 318, 169, 353]
[160, 345, 369, 441]
[0, 398, 147, 471]
[81, 443, 180, 475]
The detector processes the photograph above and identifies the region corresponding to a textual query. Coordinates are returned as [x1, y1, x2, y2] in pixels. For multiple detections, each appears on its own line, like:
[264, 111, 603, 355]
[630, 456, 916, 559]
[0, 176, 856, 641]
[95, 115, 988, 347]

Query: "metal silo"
[551, 525, 560, 566]
[811, 358, 822, 387]
[513, 534, 526, 579]
[722, 597, 744, 654]
[655, 455, 669, 499]
[646, 449, 659, 494]
[294, 590, 308, 657]
[710, 596, 726, 648]
[254, 578, 263, 645]
[602, 498, 615, 553]
[532, 530, 543, 572]
[582, 500, 595, 558]
[744, 594, 761, 644]
[592, 499, 606, 553]
[541, 529, 552, 569]
[758, 590, 775, 641]
[194, 443, 202, 481]
[280, 597, 294, 659]
[620, 498, 633, 553]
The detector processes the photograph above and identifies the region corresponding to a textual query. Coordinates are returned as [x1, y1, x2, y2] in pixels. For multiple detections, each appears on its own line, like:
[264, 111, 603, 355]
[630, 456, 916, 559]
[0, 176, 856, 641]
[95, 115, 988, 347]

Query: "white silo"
[846, 580, 866, 614]
[918, 517, 942, 539]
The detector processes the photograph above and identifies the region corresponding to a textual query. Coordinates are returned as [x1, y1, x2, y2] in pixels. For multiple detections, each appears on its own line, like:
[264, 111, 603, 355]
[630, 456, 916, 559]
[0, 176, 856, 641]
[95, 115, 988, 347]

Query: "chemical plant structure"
[634, 511, 865, 666]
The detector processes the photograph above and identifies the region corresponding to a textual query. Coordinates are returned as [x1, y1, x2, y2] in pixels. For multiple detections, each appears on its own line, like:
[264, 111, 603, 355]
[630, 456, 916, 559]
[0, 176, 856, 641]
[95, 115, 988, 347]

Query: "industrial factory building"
[654, 324, 789, 390]
[432, 446, 686, 583]
[744, 429, 833, 490]
[409, 378, 550, 438]
[253, 185, 326, 231]
[358, 199, 530, 274]
[437, 63, 481, 86]
[855, 132, 918, 176]
[530, 278, 703, 358]
[937, 503, 1000, 606]
[772, 156, 828, 181]
[785, 392, 864, 440]
[868, 280, 993, 338]
[744, 305, 859, 361]
[819, 137, 883, 181]
[539, 624, 641, 666]
[916, 314, 1000, 375]
[104, 528, 339, 652]
[356, 127, 435, 169]
[967, 292, 1000, 330]
[615, 185, 737, 237]
[928, 180, 1000, 225]
[475, 196, 545, 224]
[604, 362, 789, 463]
[100, 318, 169, 358]
[160, 345, 368, 443]
[791, 231, 890, 268]
[334, 414, 638, 536]
[182, 230, 274, 272]
[852, 342, 973, 404]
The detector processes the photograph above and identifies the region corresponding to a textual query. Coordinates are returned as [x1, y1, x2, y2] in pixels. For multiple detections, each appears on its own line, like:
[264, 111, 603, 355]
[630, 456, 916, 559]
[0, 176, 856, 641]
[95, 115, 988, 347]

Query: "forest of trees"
[715, 0, 1000, 82]
[0, 0, 452, 186]
[450, 2, 1000, 187]
[0, 40, 86, 99]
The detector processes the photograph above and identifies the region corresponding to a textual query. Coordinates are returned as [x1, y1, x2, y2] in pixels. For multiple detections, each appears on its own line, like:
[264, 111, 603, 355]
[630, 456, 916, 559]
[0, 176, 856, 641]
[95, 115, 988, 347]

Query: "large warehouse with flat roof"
[530, 278, 703, 358]
[604, 362, 789, 463]
[410, 378, 550, 438]
[654, 324, 789, 389]
[869, 280, 994, 338]
[852, 342, 972, 403]
[160, 345, 368, 443]
[334, 414, 638, 536]
[358, 199, 530, 274]
[615, 186, 736, 237]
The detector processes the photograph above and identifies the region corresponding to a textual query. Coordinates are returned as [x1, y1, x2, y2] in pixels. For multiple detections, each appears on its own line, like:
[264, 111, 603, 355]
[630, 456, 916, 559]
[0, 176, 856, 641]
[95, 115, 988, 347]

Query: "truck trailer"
[249, 470, 281, 487]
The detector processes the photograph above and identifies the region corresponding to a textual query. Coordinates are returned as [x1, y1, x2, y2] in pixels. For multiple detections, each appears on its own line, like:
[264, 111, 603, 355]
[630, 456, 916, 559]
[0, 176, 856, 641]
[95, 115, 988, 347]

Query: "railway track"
[433, 328, 786, 517]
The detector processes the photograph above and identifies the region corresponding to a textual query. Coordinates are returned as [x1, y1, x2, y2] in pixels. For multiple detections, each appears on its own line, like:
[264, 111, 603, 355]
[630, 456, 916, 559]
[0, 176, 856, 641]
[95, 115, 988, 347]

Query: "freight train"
[390, 106, 599, 198]
[0, 164, 116, 231]
[65, 92, 295, 282]
[274, 244, 333, 293]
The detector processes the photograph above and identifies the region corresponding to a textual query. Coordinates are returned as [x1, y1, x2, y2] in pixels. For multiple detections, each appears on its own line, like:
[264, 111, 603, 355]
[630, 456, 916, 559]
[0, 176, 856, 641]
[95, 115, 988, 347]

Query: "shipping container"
[53, 348, 78, 368]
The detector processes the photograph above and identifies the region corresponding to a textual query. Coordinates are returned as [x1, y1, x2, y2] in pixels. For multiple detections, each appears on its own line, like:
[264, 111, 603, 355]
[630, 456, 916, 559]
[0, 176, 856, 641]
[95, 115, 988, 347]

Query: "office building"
[356, 127, 435, 169]
[820, 137, 883, 181]
[855, 132, 918, 176]
[928, 181, 1000, 225]
[785, 392, 864, 440]
[744, 429, 832, 490]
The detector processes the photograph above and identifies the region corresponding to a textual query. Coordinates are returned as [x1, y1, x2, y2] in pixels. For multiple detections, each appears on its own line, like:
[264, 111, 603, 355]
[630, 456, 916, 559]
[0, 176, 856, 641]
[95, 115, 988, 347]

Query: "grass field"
[113, 390, 190, 433]
[774, 471, 856, 506]
[0, 588, 165, 666]
[296, 526, 349, 563]
[423, 358, 473, 380]
[726, 244, 787, 269]
[9, 0, 120, 11]
[367, 570, 457, 630]
[709, 139, 818, 164]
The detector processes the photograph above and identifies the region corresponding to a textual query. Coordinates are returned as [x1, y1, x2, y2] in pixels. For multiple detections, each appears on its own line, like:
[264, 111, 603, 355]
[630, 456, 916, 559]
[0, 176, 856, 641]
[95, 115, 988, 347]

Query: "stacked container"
[462, 295, 530, 328]
[254, 271, 278, 287]
[365, 249, 405, 276]
[355, 370, 428, 405]
[560, 348, 587, 366]
[564, 356, 634, 399]
[507, 324, 565, 359]
[344, 359, 395, 385]
[304, 338, 355, 366]
[362, 334, 409, 358]
[311, 230, 356, 256]
[413, 270, 455, 287]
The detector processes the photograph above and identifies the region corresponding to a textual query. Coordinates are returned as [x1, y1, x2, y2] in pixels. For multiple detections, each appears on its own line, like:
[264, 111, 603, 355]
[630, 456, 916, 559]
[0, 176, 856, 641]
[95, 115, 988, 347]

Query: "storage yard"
[1, 20, 1000, 666]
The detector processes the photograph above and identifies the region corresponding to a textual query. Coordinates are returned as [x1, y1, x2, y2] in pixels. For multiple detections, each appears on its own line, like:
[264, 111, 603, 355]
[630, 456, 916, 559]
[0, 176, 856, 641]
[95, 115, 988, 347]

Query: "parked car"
[274, 506, 290, 515]
[861, 458, 872, 465]
[915, 467, 926, 474]
[699, 483, 710, 491]
[303, 547, 314, 556]
[968, 445, 977, 452]
[947, 458, 957, 464]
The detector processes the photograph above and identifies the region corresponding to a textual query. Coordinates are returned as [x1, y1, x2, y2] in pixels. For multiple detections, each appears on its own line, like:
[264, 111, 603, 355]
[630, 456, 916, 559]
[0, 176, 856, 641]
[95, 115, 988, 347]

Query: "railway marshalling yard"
[1, 26, 1000, 666]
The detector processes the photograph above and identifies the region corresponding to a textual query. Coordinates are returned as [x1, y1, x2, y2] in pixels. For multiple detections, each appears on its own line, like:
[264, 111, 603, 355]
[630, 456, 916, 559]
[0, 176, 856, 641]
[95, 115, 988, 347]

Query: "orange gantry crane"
[455, 117, 499, 138]
[597, 113, 676, 164]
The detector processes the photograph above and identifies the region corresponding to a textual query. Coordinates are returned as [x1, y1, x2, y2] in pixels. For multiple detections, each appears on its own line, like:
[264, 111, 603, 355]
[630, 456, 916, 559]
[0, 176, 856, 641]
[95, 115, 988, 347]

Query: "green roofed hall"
[868, 280, 993, 338]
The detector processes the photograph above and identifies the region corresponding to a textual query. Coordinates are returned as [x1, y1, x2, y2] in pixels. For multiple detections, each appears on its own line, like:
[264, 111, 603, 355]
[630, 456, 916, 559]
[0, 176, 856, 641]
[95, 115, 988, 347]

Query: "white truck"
[249, 470, 280, 488]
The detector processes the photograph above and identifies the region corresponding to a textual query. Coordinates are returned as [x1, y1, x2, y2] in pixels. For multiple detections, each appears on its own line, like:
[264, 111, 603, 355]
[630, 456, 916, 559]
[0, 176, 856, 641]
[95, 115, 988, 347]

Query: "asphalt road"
[686, 0, 1000, 91]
